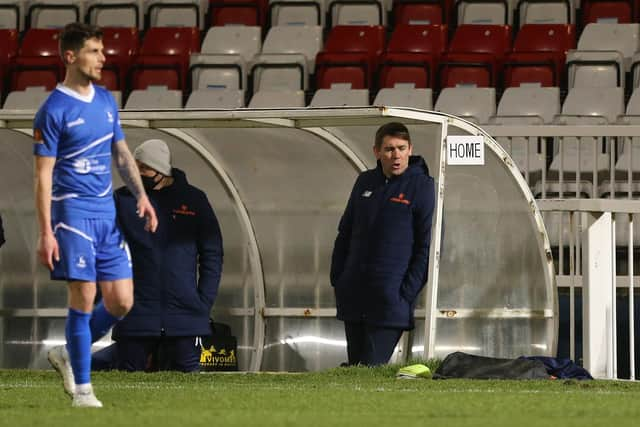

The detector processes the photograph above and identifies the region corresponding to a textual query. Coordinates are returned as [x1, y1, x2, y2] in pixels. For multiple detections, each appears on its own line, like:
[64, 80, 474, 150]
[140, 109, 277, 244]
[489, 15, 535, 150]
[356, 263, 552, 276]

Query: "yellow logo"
[200, 345, 236, 368]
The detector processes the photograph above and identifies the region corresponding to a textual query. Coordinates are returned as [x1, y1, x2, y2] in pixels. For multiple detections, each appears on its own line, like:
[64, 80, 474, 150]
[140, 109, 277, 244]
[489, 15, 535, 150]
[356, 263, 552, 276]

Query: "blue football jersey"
[33, 84, 125, 219]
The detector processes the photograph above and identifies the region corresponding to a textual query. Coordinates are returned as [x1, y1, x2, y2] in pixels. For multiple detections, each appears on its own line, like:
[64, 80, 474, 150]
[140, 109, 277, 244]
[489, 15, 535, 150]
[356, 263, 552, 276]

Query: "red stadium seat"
[0, 29, 19, 94]
[504, 24, 575, 88]
[208, 0, 268, 26]
[130, 27, 200, 91]
[315, 25, 386, 89]
[581, 0, 632, 25]
[10, 29, 63, 91]
[439, 24, 511, 88]
[100, 27, 139, 91]
[392, 0, 452, 26]
[379, 24, 448, 88]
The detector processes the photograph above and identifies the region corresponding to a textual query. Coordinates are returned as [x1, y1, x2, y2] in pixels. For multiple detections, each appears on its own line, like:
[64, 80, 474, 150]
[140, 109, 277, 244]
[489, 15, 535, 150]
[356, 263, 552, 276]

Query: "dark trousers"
[344, 321, 403, 366]
[91, 336, 201, 373]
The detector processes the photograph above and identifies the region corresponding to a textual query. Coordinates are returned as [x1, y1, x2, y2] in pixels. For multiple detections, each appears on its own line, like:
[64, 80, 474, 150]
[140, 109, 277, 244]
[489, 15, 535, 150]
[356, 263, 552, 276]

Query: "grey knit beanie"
[133, 139, 172, 176]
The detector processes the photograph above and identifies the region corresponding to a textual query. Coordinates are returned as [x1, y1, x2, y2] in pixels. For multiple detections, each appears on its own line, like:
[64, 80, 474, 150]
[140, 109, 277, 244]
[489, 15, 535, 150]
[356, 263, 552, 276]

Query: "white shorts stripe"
[53, 222, 94, 242]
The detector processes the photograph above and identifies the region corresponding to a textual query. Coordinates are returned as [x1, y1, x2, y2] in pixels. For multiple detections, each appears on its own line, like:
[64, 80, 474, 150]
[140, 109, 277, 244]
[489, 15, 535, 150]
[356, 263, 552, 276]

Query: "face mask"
[141, 172, 161, 192]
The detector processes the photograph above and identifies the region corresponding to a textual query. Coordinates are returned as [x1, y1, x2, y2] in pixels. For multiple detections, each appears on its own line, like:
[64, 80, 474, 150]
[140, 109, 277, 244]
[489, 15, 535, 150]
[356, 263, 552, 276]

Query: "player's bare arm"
[34, 155, 59, 270]
[113, 140, 158, 232]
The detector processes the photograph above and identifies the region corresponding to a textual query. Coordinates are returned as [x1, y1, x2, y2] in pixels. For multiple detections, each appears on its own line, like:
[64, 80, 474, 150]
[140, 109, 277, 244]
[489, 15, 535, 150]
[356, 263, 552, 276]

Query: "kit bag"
[198, 321, 238, 371]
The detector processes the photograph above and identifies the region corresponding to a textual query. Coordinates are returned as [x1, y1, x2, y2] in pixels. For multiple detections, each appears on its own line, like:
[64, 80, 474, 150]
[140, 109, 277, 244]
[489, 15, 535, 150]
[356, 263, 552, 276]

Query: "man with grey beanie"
[92, 138, 224, 372]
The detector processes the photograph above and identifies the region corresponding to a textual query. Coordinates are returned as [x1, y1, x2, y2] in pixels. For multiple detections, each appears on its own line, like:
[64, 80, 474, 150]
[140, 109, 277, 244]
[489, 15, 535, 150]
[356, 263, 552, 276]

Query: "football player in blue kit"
[33, 22, 158, 408]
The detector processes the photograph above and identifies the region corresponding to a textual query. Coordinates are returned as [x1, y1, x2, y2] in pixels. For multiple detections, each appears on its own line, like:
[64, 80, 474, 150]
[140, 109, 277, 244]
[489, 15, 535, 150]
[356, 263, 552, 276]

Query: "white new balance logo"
[76, 256, 86, 269]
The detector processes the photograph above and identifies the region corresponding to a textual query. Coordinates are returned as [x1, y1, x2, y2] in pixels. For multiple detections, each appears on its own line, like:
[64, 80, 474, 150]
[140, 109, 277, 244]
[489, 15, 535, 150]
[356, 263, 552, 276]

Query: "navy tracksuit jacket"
[112, 168, 223, 338]
[330, 155, 435, 330]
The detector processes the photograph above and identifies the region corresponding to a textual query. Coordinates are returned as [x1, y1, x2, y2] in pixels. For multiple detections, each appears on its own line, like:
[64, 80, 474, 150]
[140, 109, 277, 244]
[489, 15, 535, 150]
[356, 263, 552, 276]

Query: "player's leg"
[46, 220, 99, 404]
[91, 218, 133, 341]
[67, 280, 103, 408]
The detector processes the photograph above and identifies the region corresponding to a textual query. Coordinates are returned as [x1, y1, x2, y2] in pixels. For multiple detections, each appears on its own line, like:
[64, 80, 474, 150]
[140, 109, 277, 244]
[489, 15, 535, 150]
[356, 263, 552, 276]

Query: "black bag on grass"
[199, 321, 238, 371]
[434, 352, 550, 379]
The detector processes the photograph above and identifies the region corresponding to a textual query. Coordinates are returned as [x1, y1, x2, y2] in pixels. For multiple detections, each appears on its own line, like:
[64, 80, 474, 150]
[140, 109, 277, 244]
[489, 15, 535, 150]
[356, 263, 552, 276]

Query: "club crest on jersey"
[106, 110, 114, 123]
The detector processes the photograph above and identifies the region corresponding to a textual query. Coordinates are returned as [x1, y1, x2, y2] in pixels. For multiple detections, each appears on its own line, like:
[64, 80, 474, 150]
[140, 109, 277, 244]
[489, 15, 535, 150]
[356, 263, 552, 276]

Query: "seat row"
[0, 0, 635, 32]
[0, 0, 266, 30]
[4, 21, 640, 103]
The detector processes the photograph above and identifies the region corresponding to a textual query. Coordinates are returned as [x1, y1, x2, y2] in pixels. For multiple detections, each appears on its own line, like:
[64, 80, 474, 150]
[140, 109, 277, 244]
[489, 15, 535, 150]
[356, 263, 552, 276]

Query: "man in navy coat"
[93, 139, 223, 372]
[330, 122, 435, 366]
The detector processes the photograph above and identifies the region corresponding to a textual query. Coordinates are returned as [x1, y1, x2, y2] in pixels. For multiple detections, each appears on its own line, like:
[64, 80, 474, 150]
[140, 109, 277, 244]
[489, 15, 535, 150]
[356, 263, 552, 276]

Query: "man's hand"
[37, 232, 59, 271]
[137, 196, 158, 232]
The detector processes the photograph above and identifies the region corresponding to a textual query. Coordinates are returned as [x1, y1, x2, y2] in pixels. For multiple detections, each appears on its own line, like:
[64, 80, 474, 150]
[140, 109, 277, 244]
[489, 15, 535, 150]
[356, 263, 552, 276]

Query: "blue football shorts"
[51, 218, 132, 282]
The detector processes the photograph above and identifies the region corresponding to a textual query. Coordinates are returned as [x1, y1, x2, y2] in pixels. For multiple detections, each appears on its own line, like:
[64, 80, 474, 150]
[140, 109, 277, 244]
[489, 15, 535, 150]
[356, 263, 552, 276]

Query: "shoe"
[72, 385, 103, 408]
[47, 345, 76, 397]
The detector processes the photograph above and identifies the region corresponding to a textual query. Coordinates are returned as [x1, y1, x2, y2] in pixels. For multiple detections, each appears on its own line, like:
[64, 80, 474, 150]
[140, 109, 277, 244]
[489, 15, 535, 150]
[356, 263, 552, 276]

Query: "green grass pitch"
[1, 365, 640, 427]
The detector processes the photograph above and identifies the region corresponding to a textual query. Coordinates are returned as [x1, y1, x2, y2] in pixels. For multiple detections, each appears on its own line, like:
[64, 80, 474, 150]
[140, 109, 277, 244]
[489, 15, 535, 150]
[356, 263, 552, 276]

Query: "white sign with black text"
[446, 135, 485, 165]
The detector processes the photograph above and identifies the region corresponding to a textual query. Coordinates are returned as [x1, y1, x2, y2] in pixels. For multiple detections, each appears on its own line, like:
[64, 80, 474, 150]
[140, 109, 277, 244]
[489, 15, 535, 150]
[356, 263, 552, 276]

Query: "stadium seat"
[581, 0, 632, 26]
[249, 23, 321, 93]
[503, 24, 575, 88]
[490, 86, 560, 185]
[262, 25, 322, 69]
[100, 27, 139, 91]
[2, 86, 49, 109]
[130, 27, 200, 91]
[0, 1, 22, 30]
[208, 0, 268, 26]
[10, 29, 64, 92]
[249, 53, 308, 94]
[315, 25, 385, 89]
[373, 85, 433, 109]
[26, 1, 81, 29]
[268, 0, 324, 26]
[456, 0, 510, 25]
[497, 85, 560, 124]
[515, 0, 573, 28]
[85, 0, 142, 29]
[124, 86, 183, 109]
[434, 86, 496, 124]
[391, 0, 451, 26]
[191, 26, 262, 92]
[576, 23, 640, 72]
[309, 86, 370, 106]
[185, 88, 245, 108]
[201, 26, 262, 62]
[547, 87, 625, 197]
[248, 89, 306, 106]
[327, 0, 385, 27]
[566, 50, 625, 90]
[146, 0, 202, 29]
[0, 28, 19, 96]
[189, 54, 246, 91]
[379, 24, 447, 89]
[438, 24, 512, 88]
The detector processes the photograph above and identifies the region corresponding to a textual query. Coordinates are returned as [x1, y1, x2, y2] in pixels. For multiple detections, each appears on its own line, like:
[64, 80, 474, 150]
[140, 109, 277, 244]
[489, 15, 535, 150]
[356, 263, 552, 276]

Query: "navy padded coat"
[112, 168, 223, 337]
[330, 155, 435, 329]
